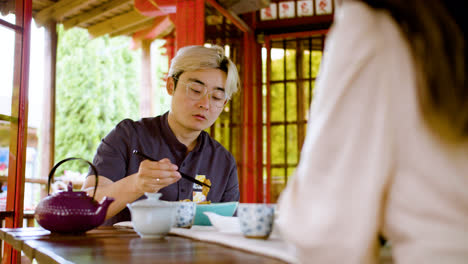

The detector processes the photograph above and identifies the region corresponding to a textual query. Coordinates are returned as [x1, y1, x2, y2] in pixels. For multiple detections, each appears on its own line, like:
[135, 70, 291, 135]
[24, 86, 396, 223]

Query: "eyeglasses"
[176, 80, 227, 108]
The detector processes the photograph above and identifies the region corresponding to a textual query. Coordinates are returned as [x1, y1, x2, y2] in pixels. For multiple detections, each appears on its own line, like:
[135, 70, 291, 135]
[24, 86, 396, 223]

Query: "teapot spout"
[93, 197, 115, 226]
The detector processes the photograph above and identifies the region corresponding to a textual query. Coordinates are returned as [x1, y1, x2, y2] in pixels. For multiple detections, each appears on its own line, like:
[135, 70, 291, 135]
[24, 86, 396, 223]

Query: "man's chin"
[186, 123, 208, 132]
[185, 116, 216, 131]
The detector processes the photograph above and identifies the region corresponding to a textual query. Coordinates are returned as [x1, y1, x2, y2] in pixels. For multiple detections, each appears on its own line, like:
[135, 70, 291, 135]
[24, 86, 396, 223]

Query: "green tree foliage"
[55, 25, 140, 173]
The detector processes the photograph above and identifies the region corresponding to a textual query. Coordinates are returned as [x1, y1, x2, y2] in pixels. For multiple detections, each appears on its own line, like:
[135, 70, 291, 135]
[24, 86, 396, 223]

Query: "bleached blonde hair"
[168, 45, 240, 99]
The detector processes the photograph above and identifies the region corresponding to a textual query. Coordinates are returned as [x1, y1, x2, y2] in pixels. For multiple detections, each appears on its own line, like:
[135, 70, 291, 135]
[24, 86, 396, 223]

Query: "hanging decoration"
[260, 0, 333, 21]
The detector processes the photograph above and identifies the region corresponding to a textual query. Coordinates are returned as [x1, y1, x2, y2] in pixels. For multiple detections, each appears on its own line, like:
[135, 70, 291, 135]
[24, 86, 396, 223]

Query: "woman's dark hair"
[363, 0, 467, 143]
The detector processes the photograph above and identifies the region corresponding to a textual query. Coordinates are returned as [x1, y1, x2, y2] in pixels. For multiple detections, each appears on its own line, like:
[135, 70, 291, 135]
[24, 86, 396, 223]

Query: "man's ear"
[166, 77, 175, 95]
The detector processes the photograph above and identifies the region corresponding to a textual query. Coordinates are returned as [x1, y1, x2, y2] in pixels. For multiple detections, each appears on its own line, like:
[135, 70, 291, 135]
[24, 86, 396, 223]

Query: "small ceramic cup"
[127, 193, 176, 239]
[174, 201, 196, 228]
[237, 203, 275, 239]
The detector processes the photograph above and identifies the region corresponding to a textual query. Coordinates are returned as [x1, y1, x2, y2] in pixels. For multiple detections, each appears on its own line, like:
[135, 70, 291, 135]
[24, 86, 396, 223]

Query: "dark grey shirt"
[89, 112, 239, 225]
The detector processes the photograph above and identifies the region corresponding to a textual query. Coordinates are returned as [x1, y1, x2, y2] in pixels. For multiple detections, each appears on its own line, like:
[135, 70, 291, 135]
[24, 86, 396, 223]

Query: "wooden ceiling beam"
[0, 0, 16, 15]
[34, 0, 96, 26]
[62, 0, 131, 30]
[87, 9, 152, 38]
[34, 0, 55, 5]
[109, 19, 155, 37]
[32, 0, 55, 11]
[205, 0, 251, 33]
[132, 16, 174, 40]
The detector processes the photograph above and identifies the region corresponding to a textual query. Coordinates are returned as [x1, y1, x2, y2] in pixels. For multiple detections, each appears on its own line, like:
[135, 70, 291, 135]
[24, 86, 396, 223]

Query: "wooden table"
[0, 227, 287, 263]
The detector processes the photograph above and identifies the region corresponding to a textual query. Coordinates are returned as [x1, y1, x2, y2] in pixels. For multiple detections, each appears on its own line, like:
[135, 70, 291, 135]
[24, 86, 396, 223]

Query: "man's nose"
[197, 93, 210, 109]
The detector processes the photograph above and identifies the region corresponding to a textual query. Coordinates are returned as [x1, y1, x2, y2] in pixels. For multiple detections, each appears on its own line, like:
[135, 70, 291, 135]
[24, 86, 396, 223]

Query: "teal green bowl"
[193, 202, 238, 226]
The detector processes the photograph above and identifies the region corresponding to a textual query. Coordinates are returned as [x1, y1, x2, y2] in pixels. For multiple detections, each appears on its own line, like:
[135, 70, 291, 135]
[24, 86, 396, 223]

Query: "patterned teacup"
[174, 201, 197, 228]
[237, 203, 275, 239]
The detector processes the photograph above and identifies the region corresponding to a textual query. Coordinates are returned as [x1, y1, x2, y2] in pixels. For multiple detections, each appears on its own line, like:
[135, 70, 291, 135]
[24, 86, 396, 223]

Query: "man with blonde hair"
[82, 45, 240, 225]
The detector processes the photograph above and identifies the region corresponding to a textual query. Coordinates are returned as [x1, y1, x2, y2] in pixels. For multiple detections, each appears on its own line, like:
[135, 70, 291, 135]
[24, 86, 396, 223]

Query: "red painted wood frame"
[264, 29, 328, 203]
[2, 0, 32, 262]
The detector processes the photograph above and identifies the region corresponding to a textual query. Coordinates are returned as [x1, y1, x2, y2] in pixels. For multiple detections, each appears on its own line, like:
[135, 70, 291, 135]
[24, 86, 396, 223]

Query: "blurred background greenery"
[54, 25, 169, 173]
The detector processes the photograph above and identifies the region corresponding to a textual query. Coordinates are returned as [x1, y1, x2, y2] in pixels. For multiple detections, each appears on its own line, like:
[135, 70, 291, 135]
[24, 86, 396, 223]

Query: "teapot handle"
[47, 157, 99, 200]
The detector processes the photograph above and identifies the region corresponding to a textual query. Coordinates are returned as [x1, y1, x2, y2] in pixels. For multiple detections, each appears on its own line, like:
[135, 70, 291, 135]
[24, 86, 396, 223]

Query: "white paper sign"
[260, 3, 277, 20]
[297, 0, 314, 17]
[316, 0, 333, 15]
[279, 1, 295, 19]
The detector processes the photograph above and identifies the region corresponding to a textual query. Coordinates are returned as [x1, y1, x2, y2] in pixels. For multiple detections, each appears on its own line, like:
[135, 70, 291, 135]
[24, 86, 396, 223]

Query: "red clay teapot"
[34, 157, 114, 233]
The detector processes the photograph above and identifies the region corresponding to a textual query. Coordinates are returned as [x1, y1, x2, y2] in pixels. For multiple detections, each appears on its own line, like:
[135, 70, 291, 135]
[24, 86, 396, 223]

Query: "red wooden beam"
[255, 14, 333, 32]
[266, 29, 329, 40]
[134, 0, 177, 16]
[131, 15, 173, 49]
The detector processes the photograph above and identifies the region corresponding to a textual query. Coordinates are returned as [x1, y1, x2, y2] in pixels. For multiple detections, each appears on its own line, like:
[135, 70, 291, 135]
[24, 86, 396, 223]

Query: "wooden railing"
[0, 211, 35, 228]
[0, 176, 83, 190]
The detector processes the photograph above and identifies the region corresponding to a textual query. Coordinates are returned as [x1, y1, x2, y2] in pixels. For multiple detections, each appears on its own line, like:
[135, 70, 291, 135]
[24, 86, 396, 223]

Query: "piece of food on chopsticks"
[202, 179, 211, 197]
[180, 178, 212, 204]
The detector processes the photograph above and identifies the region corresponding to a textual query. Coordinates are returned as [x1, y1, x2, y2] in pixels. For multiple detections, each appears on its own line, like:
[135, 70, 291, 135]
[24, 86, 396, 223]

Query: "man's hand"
[134, 158, 181, 194]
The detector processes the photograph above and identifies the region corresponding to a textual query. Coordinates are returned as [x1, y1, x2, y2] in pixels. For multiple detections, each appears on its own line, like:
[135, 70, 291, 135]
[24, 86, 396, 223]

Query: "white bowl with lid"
[127, 192, 176, 238]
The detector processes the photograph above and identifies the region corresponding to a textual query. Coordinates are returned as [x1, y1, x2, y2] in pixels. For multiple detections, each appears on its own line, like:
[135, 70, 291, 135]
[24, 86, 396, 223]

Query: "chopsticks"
[132, 150, 211, 189]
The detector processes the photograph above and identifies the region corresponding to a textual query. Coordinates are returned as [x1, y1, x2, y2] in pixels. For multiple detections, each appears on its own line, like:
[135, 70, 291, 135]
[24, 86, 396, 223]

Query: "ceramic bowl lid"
[129, 192, 173, 208]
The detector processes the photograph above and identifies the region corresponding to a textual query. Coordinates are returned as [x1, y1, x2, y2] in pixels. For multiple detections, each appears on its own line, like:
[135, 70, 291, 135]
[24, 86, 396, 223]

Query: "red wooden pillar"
[265, 36, 272, 203]
[240, 31, 262, 203]
[7, 0, 31, 229]
[3, 0, 31, 262]
[175, 0, 205, 50]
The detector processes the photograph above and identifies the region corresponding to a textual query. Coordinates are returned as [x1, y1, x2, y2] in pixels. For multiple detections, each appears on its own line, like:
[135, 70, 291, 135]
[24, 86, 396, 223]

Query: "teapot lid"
[55, 182, 88, 197]
[129, 192, 173, 208]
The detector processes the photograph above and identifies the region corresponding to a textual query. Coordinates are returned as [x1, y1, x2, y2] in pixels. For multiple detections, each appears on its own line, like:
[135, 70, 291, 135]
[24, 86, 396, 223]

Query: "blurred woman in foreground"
[277, 0, 467, 263]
